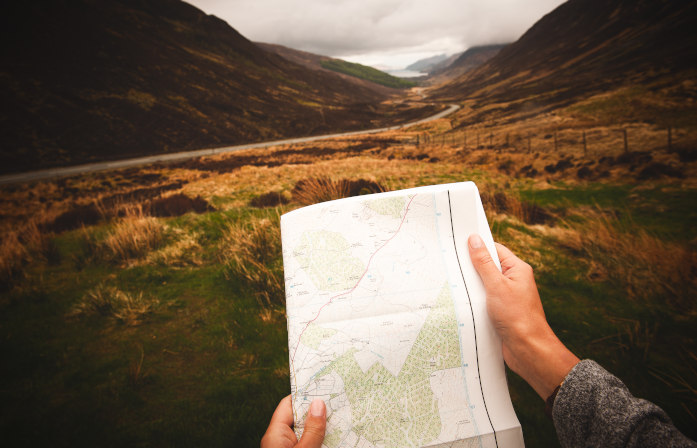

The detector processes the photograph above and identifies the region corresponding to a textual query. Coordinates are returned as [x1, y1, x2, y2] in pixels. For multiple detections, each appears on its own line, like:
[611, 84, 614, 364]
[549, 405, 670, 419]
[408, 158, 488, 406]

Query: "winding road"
[0, 104, 459, 185]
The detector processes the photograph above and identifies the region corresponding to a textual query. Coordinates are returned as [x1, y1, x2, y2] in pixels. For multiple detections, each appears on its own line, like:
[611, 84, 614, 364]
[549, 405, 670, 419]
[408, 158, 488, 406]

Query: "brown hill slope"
[433, 0, 697, 115]
[0, 0, 422, 174]
[256, 42, 399, 96]
[427, 44, 507, 85]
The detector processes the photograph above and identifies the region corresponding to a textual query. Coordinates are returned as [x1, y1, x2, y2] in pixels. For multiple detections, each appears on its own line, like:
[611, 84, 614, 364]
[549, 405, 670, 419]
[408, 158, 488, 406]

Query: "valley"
[1, 0, 696, 447]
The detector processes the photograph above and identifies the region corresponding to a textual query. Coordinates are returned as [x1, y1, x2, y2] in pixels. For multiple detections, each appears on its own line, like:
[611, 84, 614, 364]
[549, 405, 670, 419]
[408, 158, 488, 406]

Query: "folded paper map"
[281, 182, 524, 448]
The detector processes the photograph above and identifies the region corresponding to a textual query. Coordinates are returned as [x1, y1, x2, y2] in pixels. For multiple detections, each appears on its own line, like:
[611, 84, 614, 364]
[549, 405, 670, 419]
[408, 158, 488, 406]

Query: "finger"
[268, 395, 294, 428]
[468, 234, 503, 287]
[494, 242, 519, 275]
[297, 399, 326, 448]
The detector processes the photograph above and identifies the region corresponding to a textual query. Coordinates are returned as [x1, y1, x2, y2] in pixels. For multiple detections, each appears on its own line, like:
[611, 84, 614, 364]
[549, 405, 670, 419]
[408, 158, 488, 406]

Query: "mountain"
[0, 0, 413, 173]
[433, 0, 697, 113]
[427, 52, 463, 74]
[406, 54, 449, 73]
[427, 44, 507, 83]
[258, 43, 415, 89]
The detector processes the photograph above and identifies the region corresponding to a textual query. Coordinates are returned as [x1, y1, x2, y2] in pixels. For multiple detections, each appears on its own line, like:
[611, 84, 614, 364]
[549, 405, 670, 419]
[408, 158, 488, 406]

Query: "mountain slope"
[257, 43, 405, 94]
[406, 54, 449, 73]
[0, 0, 407, 173]
[433, 0, 697, 109]
[427, 44, 506, 84]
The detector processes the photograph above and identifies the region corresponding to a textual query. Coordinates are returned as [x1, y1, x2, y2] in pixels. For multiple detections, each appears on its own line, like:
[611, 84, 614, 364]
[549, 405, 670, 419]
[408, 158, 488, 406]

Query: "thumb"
[468, 234, 503, 290]
[297, 399, 326, 448]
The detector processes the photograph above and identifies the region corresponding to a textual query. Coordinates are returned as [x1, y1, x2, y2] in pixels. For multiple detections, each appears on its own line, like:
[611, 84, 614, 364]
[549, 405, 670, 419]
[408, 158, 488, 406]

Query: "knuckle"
[477, 251, 494, 266]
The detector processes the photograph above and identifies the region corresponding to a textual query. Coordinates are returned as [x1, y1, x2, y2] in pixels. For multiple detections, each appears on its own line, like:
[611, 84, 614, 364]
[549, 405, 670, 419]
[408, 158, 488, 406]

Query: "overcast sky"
[188, 0, 566, 69]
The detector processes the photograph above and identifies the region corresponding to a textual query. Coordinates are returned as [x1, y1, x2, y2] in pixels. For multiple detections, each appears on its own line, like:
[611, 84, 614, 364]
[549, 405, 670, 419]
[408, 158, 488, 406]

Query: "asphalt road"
[0, 104, 460, 185]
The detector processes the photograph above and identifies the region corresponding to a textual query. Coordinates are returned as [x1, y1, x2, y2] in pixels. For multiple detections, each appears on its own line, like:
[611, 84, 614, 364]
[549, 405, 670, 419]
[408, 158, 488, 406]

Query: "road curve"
[0, 104, 460, 185]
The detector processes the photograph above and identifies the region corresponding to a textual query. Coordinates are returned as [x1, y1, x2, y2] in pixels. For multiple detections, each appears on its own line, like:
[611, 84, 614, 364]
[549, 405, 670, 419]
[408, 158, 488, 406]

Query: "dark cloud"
[189, 0, 565, 68]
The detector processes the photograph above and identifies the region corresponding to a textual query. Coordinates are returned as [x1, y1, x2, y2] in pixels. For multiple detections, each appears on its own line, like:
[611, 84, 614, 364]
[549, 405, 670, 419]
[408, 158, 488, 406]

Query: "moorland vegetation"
[1, 0, 697, 447]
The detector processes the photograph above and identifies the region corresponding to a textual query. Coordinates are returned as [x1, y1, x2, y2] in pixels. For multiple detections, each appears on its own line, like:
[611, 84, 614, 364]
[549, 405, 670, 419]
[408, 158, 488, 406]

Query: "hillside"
[256, 42, 398, 96]
[433, 0, 697, 122]
[319, 59, 416, 89]
[427, 44, 506, 84]
[406, 54, 449, 73]
[0, 0, 429, 174]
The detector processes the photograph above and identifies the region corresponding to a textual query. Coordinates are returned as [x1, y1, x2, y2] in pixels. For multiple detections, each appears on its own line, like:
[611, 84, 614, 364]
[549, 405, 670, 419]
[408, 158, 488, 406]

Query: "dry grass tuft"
[220, 216, 284, 307]
[0, 231, 27, 288]
[292, 177, 351, 205]
[146, 229, 203, 267]
[481, 190, 554, 225]
[292, 177, 385, 205]
[69, 284, 158, 326]
[552, 209, 697, 313]
[100, 206, 165, 263]
[0, 219, 57, 288]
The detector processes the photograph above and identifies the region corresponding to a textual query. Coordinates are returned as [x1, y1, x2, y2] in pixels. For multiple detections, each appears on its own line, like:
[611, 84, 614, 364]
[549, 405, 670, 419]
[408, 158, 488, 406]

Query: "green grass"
[519, 183, 697, 243]
[320, 59, 417, 89]
[0, 209, 290, 447]
[1, 176, 695, 447]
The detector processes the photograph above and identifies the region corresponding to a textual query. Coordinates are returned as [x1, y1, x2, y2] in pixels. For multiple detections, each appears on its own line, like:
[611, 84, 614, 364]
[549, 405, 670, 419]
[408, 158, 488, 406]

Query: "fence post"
[527, 133, 531, 153]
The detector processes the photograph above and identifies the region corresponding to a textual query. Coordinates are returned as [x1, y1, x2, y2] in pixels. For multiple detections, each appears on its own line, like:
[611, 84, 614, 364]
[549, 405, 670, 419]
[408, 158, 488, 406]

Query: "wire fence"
[409, 126, 690, 159]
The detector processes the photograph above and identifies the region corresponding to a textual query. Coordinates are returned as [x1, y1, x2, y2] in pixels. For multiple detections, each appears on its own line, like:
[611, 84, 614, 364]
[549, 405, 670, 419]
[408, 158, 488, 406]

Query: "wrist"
[505, 325, 579, 399]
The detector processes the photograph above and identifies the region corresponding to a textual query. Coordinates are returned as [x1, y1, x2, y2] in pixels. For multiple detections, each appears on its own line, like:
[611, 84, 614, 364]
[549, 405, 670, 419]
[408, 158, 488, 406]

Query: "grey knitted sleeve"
[552, 359, 696, 448]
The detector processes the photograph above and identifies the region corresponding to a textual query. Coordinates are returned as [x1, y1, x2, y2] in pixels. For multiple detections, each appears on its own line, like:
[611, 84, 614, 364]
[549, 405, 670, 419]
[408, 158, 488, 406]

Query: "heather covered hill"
[426, 44, 507, 84]
[257, 43, 404, 94]
[433, 0, 697, 116]
[0, 0, 431, 173]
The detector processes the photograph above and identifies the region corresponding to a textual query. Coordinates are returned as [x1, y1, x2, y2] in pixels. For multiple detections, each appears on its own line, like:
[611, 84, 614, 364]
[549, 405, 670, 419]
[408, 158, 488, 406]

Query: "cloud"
[189, 0, 565, 68]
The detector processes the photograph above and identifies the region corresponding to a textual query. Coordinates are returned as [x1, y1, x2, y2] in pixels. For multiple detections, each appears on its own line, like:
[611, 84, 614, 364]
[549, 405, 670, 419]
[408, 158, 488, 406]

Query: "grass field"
[1, 103, 696, 447]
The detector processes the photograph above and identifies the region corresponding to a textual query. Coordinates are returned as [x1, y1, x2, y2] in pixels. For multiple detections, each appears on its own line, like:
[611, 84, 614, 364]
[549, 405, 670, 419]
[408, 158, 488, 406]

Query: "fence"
[410, 126, 686, 159]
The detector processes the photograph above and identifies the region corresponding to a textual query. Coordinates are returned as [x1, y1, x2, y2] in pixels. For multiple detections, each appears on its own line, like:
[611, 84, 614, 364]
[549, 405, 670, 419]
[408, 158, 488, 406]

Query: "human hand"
[467, 234, 579, 399]
[261, 395, 326, 448]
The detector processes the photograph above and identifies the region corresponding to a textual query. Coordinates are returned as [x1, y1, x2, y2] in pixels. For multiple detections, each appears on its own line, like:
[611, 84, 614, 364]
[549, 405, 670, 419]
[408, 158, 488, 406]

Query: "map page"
[281, 182, 524, 448]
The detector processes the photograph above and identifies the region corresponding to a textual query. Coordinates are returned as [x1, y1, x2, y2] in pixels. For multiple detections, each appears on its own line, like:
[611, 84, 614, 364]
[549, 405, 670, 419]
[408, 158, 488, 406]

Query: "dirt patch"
[147, 194, 215, 217]
[249, 191, 290, 208]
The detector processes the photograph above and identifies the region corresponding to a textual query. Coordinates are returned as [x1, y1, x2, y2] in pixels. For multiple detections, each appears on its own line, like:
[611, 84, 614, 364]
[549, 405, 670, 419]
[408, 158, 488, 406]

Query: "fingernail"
[310, 399, 325, 417]
[469, 234, 483, 249]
